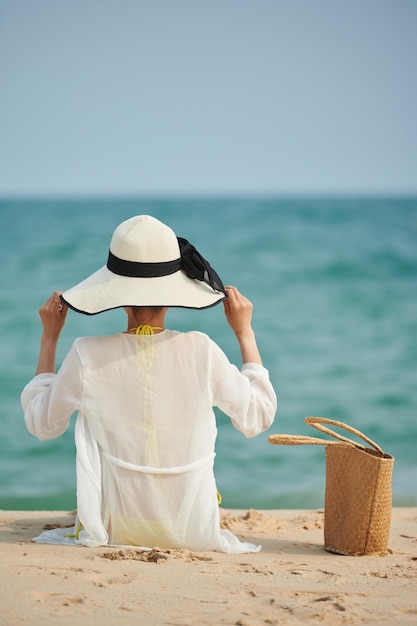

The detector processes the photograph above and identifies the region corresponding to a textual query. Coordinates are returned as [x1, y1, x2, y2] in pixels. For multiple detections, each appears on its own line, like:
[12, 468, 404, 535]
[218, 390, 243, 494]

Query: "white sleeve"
[209, 341, 277, 438]
[21, 342, 83, 441]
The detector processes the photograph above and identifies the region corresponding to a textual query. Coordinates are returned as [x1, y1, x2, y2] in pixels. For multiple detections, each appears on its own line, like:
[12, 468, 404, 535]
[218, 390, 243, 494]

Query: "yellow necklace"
[127, 325, 164, 335]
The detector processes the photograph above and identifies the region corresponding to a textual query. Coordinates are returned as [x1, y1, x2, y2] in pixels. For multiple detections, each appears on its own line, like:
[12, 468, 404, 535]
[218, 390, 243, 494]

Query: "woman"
[21, 215, 277, 553]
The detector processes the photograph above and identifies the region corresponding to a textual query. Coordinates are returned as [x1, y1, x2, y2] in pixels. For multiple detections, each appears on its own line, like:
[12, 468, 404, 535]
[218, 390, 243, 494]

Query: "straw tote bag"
[268, 417, 395, 556]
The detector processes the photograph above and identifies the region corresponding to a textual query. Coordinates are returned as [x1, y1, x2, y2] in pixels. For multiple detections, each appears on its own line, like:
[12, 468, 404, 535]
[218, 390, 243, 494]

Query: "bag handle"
[304, 416, 384, 454]
[268, 417, 384, 455]
[267, 434, 342, 446]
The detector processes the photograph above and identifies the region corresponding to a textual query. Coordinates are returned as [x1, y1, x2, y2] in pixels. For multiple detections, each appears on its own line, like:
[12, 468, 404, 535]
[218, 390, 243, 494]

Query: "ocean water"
[0, 197, 416, 511]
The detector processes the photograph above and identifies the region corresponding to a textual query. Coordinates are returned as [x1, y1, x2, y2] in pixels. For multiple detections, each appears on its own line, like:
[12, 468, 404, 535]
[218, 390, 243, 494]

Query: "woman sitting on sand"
[21, 215, 277, 553]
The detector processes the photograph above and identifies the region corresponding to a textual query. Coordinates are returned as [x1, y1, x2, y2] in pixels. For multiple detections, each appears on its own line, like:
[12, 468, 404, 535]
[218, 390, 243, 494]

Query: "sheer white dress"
[21, 330, 277, 553]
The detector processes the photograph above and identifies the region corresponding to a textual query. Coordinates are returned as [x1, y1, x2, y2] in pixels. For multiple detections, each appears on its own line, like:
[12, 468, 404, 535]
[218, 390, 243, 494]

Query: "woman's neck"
[125, 307, 167, 333]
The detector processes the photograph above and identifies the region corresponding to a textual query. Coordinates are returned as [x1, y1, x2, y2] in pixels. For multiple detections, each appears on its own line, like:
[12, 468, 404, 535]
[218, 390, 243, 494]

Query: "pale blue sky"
[1, 0, 416, 197]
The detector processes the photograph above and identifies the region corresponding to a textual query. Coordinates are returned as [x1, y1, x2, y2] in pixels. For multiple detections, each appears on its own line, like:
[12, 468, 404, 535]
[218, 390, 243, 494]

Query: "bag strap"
[268, 433, 342, 446]
[304, 416, 384, 454]
[268, 417, 385, 455]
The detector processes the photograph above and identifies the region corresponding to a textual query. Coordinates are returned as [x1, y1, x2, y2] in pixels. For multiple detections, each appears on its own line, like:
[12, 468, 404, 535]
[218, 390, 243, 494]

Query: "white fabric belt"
[103, 451, 215, 475]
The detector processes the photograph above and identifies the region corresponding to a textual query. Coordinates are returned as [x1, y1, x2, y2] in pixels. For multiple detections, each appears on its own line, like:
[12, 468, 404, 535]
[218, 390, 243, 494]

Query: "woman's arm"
[23, 293, 81, 440]
[223, 286, 262, 366]
[36, 292, 68, 374]
[211, 287, 276, 437]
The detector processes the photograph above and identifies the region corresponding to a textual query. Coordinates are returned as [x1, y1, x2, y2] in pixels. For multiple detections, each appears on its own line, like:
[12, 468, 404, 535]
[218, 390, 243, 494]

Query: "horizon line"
[1, 190, 417, 202]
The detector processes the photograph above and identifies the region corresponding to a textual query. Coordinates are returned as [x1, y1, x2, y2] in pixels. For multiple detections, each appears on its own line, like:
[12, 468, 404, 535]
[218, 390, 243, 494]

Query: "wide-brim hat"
[61, 215, 226, 315]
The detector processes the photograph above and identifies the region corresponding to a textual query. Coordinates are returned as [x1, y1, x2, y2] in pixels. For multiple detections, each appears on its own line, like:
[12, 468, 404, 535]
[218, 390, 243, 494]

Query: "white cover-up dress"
[21, 330, 277, 553]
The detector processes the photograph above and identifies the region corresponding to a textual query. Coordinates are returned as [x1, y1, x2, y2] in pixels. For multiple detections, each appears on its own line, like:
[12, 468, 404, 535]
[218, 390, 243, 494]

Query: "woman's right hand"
[223, 286, 254, 338]
[223, 286, 262, 365]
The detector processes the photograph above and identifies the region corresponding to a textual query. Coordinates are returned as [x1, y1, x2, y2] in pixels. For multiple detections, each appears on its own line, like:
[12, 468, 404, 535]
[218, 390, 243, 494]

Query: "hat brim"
[61, 265, 226, 315]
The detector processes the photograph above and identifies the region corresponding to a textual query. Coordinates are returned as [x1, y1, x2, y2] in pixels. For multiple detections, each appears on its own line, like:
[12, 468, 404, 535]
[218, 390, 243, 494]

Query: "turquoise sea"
[0, 197, 416, 511]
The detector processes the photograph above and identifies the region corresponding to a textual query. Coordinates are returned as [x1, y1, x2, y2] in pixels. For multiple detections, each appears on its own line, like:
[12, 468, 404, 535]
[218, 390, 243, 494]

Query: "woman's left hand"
[38, 291, 69, 340]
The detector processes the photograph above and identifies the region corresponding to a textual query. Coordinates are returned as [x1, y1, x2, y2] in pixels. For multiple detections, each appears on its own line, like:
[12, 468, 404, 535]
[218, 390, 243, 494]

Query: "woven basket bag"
[268, 417, 395, 556]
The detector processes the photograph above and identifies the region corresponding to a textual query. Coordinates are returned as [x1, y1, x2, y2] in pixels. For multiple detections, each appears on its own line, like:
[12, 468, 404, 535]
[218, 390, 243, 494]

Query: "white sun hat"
[61, 215, 226, 315]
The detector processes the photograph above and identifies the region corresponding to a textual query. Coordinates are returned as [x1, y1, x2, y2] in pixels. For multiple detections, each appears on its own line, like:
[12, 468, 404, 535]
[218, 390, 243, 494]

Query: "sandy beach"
[1, 508, 416, 625]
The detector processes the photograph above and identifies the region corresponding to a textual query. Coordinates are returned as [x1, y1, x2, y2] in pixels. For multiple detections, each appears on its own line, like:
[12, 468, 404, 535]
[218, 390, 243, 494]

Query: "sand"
[1, 508, 416, 625]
